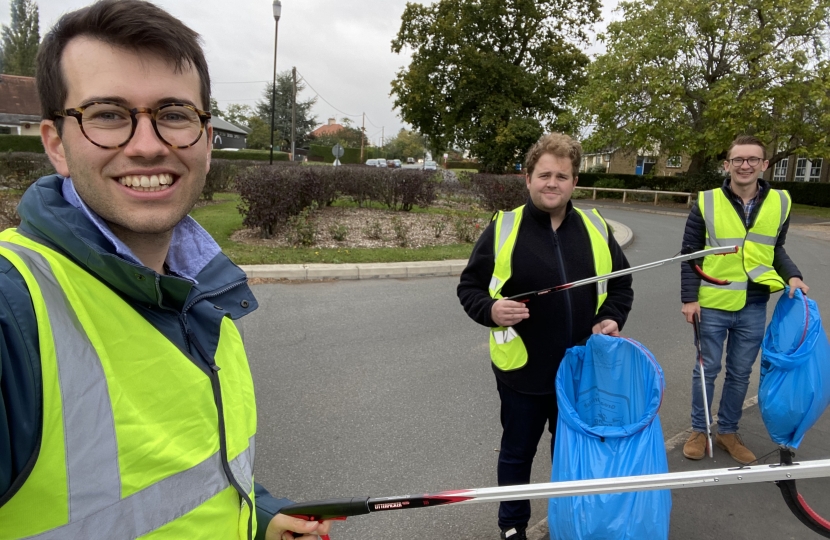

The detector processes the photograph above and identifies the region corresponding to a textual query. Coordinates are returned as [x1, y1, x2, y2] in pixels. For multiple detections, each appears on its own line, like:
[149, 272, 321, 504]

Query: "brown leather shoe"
[716, 433, 756, 465]
[683, 431, 708, 460]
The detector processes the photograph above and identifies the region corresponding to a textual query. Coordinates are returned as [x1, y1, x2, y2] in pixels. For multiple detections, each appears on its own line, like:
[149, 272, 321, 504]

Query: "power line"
[295, 69, 362, 118]
[212, 80, 271, 85]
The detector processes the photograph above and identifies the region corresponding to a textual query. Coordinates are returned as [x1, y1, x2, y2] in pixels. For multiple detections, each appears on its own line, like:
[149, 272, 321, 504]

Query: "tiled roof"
[0, 75, 40, 116]
[310, 123, 344, 137]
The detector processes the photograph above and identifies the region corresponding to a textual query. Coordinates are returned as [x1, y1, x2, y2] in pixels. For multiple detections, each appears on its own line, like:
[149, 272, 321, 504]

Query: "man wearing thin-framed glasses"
[678, 135, 809, 465]
[0, 1, 331, 539]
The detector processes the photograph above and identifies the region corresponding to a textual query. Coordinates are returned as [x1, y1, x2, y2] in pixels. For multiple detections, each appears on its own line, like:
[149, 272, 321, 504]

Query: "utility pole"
[291, 66, 297, 162]
[360, 112, 365, 162]
[381, 126, 384, 157]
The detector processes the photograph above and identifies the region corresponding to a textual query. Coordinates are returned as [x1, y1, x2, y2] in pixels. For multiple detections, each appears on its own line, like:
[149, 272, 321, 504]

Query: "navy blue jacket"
[457, 200, 634, 395]
[680, 179, 802, 305]
[0, 176, 288, 537]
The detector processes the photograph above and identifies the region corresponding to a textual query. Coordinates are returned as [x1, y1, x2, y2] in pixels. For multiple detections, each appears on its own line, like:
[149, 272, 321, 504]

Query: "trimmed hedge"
[446, 160, 482, 171]
[0, 152, 54, 190]
[470, 173, 527, 211]
[0, 135, 44, 153]
[235, 165, 437, 236]
[211, 149, 289, 161]
[308, 144, 387, 164]
[773, 181, 830, 207]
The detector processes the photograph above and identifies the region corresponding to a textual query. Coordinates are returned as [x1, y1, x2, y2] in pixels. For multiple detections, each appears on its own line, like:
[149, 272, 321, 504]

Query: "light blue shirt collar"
[61, 176, 220, 281]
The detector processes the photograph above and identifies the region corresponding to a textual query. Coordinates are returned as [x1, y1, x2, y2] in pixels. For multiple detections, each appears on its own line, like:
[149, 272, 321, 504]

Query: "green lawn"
[792, 203, 830, 220]
[189, 193, 477, 265]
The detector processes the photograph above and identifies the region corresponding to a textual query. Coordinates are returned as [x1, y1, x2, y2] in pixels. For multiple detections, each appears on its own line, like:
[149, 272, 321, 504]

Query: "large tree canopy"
[580, 0, 830, 171]
[1, 0, 39, 77]
[391, 0, 598, 173]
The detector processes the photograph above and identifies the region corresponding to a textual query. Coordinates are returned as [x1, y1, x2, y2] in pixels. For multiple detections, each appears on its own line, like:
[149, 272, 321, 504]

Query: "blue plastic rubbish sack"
[549, 334, 671, 540]
[760, 287, 830, 449]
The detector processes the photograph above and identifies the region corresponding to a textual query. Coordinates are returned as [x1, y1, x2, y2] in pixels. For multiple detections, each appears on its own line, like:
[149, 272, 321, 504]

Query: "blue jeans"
[691, 303, 767, 433]
[496, 379, 557, 530]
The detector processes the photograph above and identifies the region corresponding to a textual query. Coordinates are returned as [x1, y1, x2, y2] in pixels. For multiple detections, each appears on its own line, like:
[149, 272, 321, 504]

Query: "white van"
[365, 159, 378, 166]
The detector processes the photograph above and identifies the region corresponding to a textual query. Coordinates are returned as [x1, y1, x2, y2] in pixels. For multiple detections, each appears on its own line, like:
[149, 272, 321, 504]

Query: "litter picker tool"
[280, 455, 830, 537]
[693, 312, 714, 458]
[505, 245, 738, 303]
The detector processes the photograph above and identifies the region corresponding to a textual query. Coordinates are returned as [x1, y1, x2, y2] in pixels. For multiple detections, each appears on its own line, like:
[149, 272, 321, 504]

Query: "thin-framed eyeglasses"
[53, 101, 211, 149]
[727, 157, 763, 167]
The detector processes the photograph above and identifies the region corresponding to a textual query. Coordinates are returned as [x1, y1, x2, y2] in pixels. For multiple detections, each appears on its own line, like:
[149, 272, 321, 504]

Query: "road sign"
[332, 144, 345, 158]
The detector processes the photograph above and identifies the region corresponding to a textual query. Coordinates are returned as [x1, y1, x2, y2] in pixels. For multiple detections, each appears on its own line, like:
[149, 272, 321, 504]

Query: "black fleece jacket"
[680, 179, 802, 305]
[457, 199, 634, 395]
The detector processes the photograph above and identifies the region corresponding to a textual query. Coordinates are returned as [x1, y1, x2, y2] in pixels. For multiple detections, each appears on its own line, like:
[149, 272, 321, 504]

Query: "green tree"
[246, 116, 281, 150]
[309, 118, 368, 149]
[383, 129, 428, 160]
[223, 103, 254, 129]
[1, 0, 40, 77]
[255, 70, 317, 148]
[579, 0, 830, 172]
[209, 97, 222, 118]
[391, 0, 598, 173]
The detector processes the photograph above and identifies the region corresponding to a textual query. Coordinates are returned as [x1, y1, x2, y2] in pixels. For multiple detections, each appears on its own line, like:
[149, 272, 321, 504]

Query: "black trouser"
[496, 378, 558, 530]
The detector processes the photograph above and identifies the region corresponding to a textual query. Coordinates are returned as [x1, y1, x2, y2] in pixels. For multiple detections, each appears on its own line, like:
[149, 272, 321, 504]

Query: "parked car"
[365, 159, 378, 166]
[376, 159, 387, 168]
[422, 160, 438, 171]
[390, 159, 402, 168]
[406, 157, 415, 164]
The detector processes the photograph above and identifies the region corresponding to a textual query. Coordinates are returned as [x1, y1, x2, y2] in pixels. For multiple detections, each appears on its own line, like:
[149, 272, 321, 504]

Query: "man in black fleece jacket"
[457, 133, 633, 540]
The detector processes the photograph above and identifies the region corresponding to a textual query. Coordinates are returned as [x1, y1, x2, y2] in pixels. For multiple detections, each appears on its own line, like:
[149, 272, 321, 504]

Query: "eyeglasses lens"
[81, 103, 202, 147]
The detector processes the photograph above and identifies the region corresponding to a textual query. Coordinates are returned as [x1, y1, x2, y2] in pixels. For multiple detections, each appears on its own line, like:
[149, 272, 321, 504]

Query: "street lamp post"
[269, 0, 282, 165]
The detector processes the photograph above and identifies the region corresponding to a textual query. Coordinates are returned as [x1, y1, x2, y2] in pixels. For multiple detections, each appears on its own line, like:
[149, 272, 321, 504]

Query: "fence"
[576, 187, 695, 207]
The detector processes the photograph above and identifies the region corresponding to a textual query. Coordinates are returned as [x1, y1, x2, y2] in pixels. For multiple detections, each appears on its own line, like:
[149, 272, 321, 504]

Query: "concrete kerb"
[239, 219, 634, 282]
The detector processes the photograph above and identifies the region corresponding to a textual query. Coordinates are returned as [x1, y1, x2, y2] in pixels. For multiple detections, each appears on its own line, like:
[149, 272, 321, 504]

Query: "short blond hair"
[524, 133, 582, 177]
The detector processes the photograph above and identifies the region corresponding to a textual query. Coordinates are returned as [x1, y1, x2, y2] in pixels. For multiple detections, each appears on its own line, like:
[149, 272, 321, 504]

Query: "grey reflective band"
[745, 232, 776, 246]
[0, 241, 254, 538]
[777, 190, 789, 236]
[597, 280, 608, 296]
[700, 280, 747, 291]
[748, 265, 775, 281]
[703, 191, 717, 243]
[707, 237, 744, 248]
[0, 241, 121, 520]
[31, 441, 255, 540]
[489, 276, 501, 292]
[496, 211, 516, 255]
[581, 210, 608, 243]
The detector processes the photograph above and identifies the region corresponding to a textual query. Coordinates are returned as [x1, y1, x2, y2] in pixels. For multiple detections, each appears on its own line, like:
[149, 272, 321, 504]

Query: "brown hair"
[36, 0, 210, 123]
[728, 135, 767, 160]
[524, 132, 582, 177]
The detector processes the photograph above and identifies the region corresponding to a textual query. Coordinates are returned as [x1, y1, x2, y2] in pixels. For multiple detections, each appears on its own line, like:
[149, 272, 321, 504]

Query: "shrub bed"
[0, 135, 44, 153]
[0, 153, 54, 190]
[469, 173, 527, 211]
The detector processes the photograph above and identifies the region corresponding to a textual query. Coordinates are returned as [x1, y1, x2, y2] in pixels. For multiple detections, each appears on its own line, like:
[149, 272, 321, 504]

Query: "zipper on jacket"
[550, 229, 574, 347]
[186, 327, 254, 540]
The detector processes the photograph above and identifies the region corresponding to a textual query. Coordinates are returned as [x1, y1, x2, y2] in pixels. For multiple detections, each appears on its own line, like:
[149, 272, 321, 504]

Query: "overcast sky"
[2, 0, 620, 145]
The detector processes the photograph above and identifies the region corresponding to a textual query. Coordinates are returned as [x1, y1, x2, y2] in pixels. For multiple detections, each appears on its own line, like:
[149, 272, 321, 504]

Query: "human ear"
[40, 120, 70, 177]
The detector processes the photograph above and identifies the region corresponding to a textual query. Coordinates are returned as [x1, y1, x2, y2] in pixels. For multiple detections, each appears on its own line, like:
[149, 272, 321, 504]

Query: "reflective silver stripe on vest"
[745, 232, 776, 246]
[580, 209, 608, 243]
[700, 280, 747, 291]
[597, 279, 608, 296]
[702, 190, 717, 244]
[706, 237, 745, 248]
[777, 190, 789, 236]
[30, 441, 255, 540]
[496, 211, 517, 255]
[0, 242, 254, 538]
[489, 276, 501, 292]
[748, 265, 775, 281]
[0, 241, 121, 520]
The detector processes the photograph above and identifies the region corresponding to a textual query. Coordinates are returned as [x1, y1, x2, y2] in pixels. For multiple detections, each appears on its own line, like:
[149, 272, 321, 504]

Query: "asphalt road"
[243, 205, 830, 540]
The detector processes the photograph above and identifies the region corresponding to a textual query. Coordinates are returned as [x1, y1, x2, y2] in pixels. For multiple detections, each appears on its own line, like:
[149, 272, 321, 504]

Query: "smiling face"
[724, 143, 768, 190]
[40, 37, 212, 239]
[525, 153, 578, 216]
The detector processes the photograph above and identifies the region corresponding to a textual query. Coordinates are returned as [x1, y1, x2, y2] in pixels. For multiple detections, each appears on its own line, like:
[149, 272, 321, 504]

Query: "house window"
[0, 126, 12, 135]
[772, 158, 789, 182]
[794, 158, 823, 182]
[666, 156, 682, 168]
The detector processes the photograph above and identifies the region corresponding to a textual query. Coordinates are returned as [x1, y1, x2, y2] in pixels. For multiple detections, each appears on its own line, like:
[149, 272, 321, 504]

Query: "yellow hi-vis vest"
[487, 206, 613, 371]
[0, 230, 258, 540]
[698, 188, 791, 311]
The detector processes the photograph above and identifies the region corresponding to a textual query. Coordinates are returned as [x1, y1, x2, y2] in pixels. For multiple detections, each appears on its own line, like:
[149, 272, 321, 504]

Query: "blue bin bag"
[760, 287, 830, 449]
[548, 334, 671, 540]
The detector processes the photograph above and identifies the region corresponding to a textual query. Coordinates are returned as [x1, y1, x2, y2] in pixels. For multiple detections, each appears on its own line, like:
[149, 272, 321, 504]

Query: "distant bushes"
[0, 135, 44, 153]
[0, 153, 54, 190]
[211, 149, 289, 161]
[469, 173, 527, 211]
[235, 165, 437, 237]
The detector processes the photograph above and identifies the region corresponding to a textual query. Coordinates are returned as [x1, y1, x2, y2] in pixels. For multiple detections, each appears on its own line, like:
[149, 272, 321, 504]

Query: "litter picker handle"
[279, 497, 370, 521]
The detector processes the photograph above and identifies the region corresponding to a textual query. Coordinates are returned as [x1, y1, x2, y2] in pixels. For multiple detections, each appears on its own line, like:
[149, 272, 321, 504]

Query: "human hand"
[265, 513, 333, 540]
[491, 299, 530, 327]
[681, 302, 700, 324]
[592, 319, 619, 336]
[788, 277, 809, 298]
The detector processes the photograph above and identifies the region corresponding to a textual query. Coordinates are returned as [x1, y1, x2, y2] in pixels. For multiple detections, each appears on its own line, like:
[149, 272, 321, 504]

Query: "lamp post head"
[272, 0, 281, 21]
